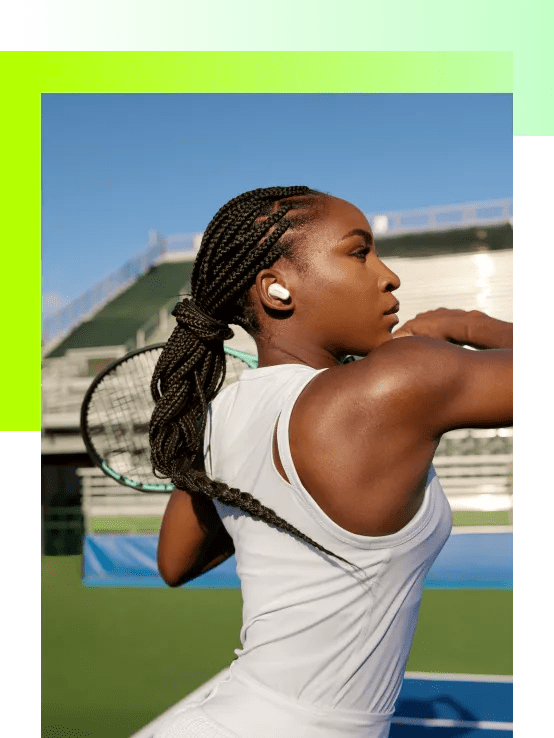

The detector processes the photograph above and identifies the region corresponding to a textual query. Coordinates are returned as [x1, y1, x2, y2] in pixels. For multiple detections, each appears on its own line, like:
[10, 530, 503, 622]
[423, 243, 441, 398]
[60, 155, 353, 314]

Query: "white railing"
[435, 429, 513, 516]
[366, 198, 512, 238]
[163, 232, 201, 254]
[42, 230, 168, 350]
[432, 454, 513, 513]
[77, 432, 512, 533]
[78, 467, 170, 533]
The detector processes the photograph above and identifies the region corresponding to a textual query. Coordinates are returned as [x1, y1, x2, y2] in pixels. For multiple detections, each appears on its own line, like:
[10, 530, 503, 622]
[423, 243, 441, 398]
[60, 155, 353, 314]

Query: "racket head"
[80, 342, 258, 492]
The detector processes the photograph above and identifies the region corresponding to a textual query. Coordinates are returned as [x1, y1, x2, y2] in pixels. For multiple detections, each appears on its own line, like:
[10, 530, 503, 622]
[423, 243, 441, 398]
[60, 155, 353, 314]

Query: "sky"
[42, 93, 512, 316]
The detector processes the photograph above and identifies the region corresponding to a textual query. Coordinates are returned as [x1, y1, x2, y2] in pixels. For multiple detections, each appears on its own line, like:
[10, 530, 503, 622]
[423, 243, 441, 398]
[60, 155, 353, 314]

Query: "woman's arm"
[393, 308, 512, 350]
[295, 308, 513, 453]
[465, 311, 512, 349]
[387, 309, 512, 431]
[377, 338, 512, 433]
[286, 309, 512, 535]
[177, 523, 235, 586]
[157, 488, 234, 587]
[359, 306, 512, 434]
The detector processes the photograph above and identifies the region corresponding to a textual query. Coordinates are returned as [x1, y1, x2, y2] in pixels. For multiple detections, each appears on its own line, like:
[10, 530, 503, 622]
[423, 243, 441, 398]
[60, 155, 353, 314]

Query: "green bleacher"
[376, 223, 512, 258]
[46, 261, 194, 358]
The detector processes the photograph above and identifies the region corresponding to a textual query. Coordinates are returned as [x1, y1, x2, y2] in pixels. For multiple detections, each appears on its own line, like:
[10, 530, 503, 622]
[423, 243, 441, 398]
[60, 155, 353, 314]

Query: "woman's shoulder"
[303, 335, 510, 439]
[298, 336, 462, 424]
[284, 337, 491, 535]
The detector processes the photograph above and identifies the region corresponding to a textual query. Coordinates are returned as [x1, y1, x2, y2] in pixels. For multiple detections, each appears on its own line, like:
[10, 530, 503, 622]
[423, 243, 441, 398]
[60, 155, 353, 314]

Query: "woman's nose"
[381, 264, 401, 292]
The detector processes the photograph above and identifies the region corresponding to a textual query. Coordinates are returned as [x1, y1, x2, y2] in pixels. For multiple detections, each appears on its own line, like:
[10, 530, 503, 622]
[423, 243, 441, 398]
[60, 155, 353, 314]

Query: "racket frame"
[80, 342, 258, 493]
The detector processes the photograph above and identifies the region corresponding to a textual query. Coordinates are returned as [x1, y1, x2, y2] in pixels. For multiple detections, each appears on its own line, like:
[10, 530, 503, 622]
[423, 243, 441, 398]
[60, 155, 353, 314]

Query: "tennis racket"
[80, 343, 258, 493]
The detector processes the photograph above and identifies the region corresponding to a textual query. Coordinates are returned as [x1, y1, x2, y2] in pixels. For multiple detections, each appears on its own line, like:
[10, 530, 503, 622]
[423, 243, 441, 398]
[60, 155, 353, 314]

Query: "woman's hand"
[392, 308, 473, 345]
[392, 308, 512, 350]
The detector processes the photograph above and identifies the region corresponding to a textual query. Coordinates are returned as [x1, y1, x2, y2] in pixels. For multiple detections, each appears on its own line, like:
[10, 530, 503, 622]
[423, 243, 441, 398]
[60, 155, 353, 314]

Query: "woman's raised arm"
[362, 308, 513, 435]
[392, 308, 512, 350]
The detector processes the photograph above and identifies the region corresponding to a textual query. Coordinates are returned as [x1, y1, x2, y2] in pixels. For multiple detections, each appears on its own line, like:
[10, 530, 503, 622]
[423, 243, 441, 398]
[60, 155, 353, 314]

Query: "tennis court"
[42, 369, 513, 737]
[43, 410, 513, 737]
[42, 520, 512, 737]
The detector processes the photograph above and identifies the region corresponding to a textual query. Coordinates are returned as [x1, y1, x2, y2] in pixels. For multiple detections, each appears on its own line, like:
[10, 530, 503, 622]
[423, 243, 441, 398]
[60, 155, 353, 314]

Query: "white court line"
[405, 671, 513, 683]
[129, 669, 512, 737]
[450, 525, 513, 534]
[391, 716, 513, 730]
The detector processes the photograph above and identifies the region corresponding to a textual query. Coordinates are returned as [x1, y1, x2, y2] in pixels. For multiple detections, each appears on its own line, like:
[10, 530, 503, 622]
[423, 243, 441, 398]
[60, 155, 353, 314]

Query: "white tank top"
[203, 363, 452, 736]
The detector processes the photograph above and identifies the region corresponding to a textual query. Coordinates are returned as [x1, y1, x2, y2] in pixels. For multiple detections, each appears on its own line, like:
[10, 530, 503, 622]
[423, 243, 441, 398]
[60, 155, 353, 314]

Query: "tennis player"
[147, 186, 512, 738]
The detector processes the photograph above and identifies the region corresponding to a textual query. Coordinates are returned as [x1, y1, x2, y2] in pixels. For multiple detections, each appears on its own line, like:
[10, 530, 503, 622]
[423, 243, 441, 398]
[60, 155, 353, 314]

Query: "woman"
[148, 186, 512, 738]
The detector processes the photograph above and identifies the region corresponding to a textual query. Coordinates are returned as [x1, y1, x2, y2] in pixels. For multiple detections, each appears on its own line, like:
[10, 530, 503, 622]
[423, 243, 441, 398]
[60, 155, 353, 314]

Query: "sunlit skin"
[158, 195, 512, 584]
[251, 197, 401, 369]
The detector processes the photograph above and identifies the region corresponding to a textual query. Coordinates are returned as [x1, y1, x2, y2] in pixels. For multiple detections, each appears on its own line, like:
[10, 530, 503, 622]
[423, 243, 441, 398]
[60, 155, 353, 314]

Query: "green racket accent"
[82, 342, 258, 492]
[223, 345, 258, 368]
[100, 462, 173, 491]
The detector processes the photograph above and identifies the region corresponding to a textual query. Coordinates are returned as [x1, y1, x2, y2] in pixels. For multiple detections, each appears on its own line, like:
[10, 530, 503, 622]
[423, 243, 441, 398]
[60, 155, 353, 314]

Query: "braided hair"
[149, 186, 355, 569]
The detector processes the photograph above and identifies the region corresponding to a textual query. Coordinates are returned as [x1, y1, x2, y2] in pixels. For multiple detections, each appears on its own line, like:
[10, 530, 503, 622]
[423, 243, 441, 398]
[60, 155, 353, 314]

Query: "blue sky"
[42, 93, 512, 315]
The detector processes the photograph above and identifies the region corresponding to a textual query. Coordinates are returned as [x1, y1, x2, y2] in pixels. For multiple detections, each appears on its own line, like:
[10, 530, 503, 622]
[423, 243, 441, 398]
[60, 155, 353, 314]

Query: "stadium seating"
[45, 260, 195, 358]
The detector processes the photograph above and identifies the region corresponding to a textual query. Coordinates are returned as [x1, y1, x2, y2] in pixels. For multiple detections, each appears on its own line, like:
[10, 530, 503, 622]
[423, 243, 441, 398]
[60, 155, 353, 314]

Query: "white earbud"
[268, 283, 290, 301]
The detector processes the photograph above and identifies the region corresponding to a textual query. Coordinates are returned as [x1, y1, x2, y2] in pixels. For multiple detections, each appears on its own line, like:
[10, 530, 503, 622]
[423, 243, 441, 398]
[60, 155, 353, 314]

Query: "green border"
[0, 49, 512, 735]
[29, 0, 554, 135]
[29, 51, 512, 92]
[0, 52, 512, 431]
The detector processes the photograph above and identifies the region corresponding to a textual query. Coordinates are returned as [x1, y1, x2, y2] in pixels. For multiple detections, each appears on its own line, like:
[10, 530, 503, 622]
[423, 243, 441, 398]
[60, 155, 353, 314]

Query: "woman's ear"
[255, 270, 294, 312]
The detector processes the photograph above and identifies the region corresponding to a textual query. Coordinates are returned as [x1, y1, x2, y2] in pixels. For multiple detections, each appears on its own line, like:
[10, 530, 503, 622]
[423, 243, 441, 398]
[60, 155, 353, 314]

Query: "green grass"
[87, 510, 511, 535]
[451, 510, 512, 527]
[42, 555, 511, 738]
[42, 556, 242, 737]
[407, 589, 512, 675]
[89, 516, 163, 533]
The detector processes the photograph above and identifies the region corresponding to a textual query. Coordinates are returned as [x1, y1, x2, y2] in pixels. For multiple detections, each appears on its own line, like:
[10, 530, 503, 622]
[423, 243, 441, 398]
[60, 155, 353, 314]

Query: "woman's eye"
[353, 248, 369, 260]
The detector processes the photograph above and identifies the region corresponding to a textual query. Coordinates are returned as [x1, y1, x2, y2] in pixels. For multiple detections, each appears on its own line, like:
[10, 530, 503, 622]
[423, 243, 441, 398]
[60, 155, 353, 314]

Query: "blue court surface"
[82, 531, 513, 736]
[392, 673, 512, 736]
[82, 529, 513, 590]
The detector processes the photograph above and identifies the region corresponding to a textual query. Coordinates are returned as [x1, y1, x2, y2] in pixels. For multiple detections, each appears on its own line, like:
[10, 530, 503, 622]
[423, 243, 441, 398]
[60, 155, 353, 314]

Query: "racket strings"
[85, 346, 254, 487]
[86, 349, 165, 483]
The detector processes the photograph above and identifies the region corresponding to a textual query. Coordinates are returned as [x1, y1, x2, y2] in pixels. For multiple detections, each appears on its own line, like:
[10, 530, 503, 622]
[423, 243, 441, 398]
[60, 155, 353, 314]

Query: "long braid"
[150, 186, 357, 570]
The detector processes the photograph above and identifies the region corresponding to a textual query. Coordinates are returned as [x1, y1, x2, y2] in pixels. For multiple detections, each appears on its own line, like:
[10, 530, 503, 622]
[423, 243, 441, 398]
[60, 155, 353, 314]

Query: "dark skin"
[158, 197, 512, 584]
[157, 489, 234, 587]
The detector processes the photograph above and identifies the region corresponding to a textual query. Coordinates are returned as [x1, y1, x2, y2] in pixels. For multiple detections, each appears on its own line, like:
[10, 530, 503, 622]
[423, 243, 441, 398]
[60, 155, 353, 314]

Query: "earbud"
[268, 283, 290, 301]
